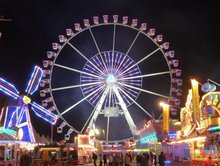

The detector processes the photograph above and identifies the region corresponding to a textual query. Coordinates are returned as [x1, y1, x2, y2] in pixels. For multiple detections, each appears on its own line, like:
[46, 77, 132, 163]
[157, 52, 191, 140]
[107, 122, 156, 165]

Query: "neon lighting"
[0, 78, 19, 99]
[25, 66, 43, 95]
[140, 132, 158, 144]
[208, 126, 220, 132]
[31, 102, 57, 124]
[0, 127, 17, 137]
[169, 136, 206, 144]
[81, 51, 142, 107]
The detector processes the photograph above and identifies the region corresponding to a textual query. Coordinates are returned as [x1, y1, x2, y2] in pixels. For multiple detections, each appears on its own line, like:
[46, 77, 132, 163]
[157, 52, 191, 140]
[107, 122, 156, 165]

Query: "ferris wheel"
[41, 15, 182, 143]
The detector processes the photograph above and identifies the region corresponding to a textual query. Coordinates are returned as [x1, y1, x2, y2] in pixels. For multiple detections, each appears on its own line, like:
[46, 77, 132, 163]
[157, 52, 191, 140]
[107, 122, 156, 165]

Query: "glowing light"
[0, 127, 17, 137]
[140, 132, 158, 144]
[169, 136, 206, 144]
[18, 128, 24, 140]
[31, 102, 58, 124]
[0, 78, 19, 99]
[208, 126, 220, 133]
[106, 74, 116, 84]
[191, 79, 198, 86]
[25, 66, 43, 95]
[23, 96, 31, 104]
[159, 102, 169, 108]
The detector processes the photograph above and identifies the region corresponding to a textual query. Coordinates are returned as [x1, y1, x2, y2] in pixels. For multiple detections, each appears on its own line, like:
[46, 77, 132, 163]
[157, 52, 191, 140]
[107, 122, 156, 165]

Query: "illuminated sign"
[140, 132, 158, 144]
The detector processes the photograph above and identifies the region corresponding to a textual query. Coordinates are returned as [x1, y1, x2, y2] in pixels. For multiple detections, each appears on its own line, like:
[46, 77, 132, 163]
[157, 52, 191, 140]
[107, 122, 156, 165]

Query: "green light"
[0, 127, 17, 137]
[208, 126, 220, 133]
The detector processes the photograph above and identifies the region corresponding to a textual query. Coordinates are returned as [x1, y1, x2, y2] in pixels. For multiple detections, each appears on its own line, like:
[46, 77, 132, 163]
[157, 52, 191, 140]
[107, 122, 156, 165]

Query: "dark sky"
[0, 0, 220, 140]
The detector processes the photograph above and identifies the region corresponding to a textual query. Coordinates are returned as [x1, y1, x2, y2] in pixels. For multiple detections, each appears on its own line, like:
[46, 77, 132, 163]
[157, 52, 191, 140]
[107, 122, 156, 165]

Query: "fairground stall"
[172, 80, 220, 165]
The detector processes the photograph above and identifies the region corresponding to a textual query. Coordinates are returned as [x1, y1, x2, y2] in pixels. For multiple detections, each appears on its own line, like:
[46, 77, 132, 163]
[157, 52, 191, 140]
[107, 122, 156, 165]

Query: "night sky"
[0, 0, 220, 141]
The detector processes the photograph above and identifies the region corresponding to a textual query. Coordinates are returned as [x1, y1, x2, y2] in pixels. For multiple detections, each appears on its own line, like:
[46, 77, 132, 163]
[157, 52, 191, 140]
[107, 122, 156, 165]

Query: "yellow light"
[95, 129, 100, 135]
[18, 128, 24, 140]
[169, 136, 206, 144]
[191, 79, 198, 86]
[159, 102, 169, 108]
[23, 95, 31, 104]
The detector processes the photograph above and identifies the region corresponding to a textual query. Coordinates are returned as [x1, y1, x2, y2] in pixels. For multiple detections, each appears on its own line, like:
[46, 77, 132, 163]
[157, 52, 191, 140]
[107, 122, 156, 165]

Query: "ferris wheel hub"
[106, 74, 117, 86]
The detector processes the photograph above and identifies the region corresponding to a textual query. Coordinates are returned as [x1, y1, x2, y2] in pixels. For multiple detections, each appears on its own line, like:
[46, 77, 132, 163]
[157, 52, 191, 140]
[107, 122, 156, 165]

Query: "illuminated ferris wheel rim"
[41, 15, 182, 143]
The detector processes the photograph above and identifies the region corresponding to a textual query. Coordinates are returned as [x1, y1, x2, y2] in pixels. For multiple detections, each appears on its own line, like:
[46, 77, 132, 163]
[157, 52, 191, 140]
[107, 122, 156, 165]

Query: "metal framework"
[41, 15, 182, 143]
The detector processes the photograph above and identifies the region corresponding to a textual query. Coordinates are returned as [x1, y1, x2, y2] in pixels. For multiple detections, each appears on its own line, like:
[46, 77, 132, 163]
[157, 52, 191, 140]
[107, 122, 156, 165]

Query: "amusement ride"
[41, 15, 182, 143]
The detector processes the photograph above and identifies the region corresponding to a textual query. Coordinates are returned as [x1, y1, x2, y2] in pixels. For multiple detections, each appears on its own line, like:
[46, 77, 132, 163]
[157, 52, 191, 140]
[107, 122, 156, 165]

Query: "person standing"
[99, 153, 103, 166]
[92, 152, 98, 166]
[144, 152, 149, 166]
[109, 154, 113, 166]
[124, 153, 131, 166]
[152, 153, 157, 166]
[103, 154, 107, 166]
[159, 152, 166, 166]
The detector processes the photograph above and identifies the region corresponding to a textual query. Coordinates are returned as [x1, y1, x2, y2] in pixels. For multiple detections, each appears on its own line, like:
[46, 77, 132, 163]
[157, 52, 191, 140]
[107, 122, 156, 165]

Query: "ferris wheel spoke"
[61, 85, 104, 116]
[112, 24, 116, 52]
[51, 81, 103, 92]
[120, 86, 138, 98]
[90, 87, 105, 105]
[67, 41, 104, 75]
[119, 71, 170, 81]
[115, 55, 127, 75]
[125, 31, 141, 55]
[88, 28, 108, 72]
[84, 65, 102, 76]
[83, 84, 101, 95]
[54, 63, 102, 79]
[118, 48, 160, 77]
[118, 86, 153, 118]
[120, 68, 140, 78]
[118, 82, 169, 99]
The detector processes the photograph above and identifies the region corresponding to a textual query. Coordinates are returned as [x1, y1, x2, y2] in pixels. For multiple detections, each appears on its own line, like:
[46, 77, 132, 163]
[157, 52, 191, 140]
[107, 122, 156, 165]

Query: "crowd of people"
[92, 151, 166, 166]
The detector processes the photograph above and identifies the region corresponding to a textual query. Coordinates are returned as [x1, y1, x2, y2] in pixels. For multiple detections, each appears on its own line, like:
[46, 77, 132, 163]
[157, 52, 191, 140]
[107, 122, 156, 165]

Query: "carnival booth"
[77, 133, 97, 164]
[0, 129, 18, 165]
[173, 80, 220, 166]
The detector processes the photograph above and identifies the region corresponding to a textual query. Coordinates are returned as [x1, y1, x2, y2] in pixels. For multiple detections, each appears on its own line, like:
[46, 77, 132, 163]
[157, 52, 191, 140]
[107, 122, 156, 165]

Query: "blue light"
[31, 102, 57, 125]
[25, 66, 43, 95]
[140, 132, 158, 144]
[106, 74, 116, 84]
[0, 78, 20, 99]
[208, 126, 220, 133]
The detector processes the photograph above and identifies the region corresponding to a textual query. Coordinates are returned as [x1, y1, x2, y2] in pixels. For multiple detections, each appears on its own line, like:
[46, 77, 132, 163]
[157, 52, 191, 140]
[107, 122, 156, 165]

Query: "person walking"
[159, 152, 166, 166]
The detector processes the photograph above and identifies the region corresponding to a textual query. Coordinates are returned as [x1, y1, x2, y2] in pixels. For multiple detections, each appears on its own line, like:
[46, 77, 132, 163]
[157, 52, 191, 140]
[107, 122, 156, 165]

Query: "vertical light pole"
[160, 102, 170, 137]
[191, 79, 200, 123]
